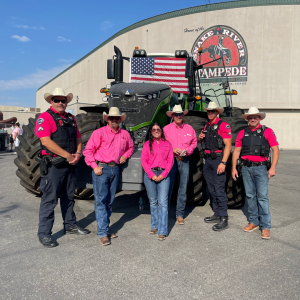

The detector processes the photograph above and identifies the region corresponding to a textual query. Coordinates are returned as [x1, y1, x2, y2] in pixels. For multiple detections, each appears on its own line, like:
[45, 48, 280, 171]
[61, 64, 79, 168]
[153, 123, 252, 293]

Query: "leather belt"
[241, 160, 268, 167]
[96, 160, 119, 167]
[151, 167, 165, 171]
[175, 156, 189, 161]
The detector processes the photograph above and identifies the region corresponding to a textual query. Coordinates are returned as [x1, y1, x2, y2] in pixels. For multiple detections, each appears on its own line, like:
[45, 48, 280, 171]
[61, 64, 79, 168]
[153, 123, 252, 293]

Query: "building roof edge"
[37, 0, 300, 91]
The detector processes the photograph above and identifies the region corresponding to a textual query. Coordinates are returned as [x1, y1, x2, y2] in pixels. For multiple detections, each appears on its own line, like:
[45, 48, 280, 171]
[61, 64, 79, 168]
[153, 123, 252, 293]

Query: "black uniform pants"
[203, 156, 228, 217]
[38, 163, 77, 238]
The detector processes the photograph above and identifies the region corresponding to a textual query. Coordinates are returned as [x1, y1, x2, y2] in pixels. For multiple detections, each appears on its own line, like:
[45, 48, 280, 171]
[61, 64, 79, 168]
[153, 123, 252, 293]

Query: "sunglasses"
[207, 110, 218, 114]
[248, 116, 260, 120]
[108, 116, 121, 121]
[173, 113, 183, 117]
[152, 128, 162, 132]
[53, 99, 67, 104]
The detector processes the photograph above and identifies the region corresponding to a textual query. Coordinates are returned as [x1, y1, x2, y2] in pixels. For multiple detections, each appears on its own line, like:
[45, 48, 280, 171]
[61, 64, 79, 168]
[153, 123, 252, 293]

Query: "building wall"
[36, 3, 300, 148]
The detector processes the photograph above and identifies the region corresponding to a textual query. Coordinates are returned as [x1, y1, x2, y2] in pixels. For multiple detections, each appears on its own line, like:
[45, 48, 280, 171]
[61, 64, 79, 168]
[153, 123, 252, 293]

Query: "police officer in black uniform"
[35, 88, 90, 248]
[198, 102, 232, 231]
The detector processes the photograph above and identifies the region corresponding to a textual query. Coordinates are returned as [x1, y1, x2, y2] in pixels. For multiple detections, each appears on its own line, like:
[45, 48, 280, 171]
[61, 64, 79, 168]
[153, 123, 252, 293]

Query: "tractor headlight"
[147, 94, 152, 100]
[152, 93, 157, 99]
[175, 50, 189, 58]
[133, 48, 147, 57]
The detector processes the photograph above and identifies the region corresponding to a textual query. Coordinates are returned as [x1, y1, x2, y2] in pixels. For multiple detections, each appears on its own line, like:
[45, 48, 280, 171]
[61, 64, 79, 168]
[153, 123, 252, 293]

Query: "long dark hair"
[149, 122, 165, 154]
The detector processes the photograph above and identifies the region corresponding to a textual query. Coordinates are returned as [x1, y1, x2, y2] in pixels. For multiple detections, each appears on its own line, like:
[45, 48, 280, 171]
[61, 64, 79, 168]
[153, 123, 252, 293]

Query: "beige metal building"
[36, 0, 300, 149]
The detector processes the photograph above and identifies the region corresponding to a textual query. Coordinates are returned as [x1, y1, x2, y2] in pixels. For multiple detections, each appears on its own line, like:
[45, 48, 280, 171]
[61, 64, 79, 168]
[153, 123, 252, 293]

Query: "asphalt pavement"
[0, 150, 300, 300]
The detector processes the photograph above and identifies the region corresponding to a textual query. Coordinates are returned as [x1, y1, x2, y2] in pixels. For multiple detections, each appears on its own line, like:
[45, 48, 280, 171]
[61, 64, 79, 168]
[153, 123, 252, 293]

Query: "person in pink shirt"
[35, 88, 90, 248]
[232, 107, 280, 240]
[164, 105, 197, 225]
[141, 122, 174, 241]
[12, 122, 23, 151]
[198, 101, 232, 231]
[84, 107, 134, 246]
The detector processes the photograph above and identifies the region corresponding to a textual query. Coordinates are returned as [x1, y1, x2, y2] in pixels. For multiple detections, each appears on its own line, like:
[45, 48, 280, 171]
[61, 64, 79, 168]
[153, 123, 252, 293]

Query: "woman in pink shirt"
[141, 122, 174, 241]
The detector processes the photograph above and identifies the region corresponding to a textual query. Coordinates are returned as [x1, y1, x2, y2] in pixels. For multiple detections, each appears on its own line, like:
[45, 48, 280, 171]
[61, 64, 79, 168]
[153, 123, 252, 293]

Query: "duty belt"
[151, 167, 165, 171]
[241, 159, 268, 167]
[96, 160, 119, 167]
[204, 152, 222, 159]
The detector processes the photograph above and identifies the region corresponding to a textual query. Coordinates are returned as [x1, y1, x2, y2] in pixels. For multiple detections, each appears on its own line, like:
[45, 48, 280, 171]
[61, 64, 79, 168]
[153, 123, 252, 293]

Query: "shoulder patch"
[226, 125, 230, 129]
[38, 126, 44, 132]
[37, 118, 44, 125]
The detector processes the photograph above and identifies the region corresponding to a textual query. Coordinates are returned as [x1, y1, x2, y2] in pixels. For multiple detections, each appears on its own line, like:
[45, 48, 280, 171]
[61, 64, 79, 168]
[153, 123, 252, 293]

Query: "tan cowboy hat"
[204, 101, 224, 114]
[166, 105, 188, 118]
[44, 88, 73, 104]
[242, 107, 266, 120]
[103, 107, 126, 123]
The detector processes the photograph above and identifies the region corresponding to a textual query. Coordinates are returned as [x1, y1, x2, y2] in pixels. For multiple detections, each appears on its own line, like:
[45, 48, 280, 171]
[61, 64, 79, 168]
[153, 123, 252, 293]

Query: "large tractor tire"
[171, 115, 207, 206]
[14, 112, 105, 199]
[74, 112, 105, 199]
[219, 113, 248, 208]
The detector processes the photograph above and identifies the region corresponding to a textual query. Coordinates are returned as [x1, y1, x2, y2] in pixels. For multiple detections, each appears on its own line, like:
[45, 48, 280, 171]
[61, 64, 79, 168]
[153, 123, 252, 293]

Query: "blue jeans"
[144, 170, 170, 236]
[92, 165, 120, 238]
[241, 165, 271, 230]
[168, 159, 189, 218]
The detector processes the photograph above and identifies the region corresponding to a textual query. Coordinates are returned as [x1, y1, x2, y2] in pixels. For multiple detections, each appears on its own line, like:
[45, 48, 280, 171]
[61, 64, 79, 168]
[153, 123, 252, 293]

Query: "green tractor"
[14, 46, 247, 207]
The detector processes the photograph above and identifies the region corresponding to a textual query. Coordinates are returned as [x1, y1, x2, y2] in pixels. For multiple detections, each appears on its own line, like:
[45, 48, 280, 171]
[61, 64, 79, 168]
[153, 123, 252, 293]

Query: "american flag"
[130, 57, 189, 94]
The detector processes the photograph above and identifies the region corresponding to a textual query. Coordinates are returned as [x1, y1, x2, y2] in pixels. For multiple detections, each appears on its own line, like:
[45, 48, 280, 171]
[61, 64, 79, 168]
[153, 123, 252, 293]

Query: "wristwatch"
[221, 161, 227, 165]
[76, 152, 82, 156]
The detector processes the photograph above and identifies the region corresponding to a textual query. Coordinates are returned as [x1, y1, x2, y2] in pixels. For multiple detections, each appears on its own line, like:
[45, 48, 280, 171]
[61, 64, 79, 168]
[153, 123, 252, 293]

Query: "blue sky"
[0, 0, 233, 108]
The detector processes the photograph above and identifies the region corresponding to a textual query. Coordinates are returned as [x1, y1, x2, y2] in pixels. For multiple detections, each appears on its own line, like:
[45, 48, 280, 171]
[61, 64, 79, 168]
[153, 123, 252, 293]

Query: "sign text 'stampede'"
[192, 25, 248, 84]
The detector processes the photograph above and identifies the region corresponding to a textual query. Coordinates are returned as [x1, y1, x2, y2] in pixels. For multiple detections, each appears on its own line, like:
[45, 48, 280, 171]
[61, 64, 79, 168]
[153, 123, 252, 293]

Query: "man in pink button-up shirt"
[83, 107, 134, 246]
[164, 105, 197, 225]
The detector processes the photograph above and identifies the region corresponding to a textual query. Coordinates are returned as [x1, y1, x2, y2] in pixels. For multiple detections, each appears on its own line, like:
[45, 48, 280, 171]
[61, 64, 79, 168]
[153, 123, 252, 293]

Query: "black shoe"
[65, 226, 91, 235]
[204, 216, 221, 223]
[212, 216, 229, 231]
[39, 237, 58, 248]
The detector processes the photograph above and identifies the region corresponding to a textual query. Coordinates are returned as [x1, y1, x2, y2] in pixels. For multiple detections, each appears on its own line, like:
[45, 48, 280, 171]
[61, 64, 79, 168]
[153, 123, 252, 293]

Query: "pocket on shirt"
[183, 135, 192, 147]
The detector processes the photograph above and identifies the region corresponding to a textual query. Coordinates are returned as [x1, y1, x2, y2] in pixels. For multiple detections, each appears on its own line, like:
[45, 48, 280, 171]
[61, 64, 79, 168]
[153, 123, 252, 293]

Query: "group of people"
[34, 87, 279, 248]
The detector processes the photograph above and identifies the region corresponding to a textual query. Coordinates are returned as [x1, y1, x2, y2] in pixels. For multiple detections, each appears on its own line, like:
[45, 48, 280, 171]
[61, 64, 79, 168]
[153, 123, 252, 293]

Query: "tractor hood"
[108, 82, 171, 128]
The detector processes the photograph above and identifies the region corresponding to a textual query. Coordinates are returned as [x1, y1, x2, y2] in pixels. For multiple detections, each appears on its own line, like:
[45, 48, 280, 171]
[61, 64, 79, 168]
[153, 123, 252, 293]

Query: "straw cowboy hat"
[44, 88, 73, 104]
[204, 101, 224, 115]
[242, 107, 266, 120]
[103, 107, 126, 123]
[166, 105, 188, 118]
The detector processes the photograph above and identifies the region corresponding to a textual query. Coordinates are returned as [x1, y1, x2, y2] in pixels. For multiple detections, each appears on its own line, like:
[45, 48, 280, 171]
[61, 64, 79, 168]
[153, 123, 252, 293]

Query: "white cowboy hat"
[166, 105, 188, 118]
[242, 107, 266, 120]
[103, 107, 126, 123]
[44, 88, 73, 104]
[204, 101, 224, 114]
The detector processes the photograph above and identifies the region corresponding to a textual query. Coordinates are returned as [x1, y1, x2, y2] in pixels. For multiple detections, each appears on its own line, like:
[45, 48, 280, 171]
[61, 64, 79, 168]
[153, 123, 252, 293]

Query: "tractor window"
[196, 58, 232, 109]
[169, 93, 186, 111]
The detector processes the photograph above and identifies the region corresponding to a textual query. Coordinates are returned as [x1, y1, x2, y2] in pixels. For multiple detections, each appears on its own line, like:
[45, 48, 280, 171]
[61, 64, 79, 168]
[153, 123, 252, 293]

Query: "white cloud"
[100, 20, 113, 31]
[0, 65, 70, 91]
[11, 35, 30, 42]
[14, 24, 45, 30]
[57, 36, 71, 42]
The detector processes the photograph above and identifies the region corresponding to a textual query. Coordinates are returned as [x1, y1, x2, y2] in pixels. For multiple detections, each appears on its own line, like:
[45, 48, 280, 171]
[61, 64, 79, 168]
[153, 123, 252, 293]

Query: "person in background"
[164, 105, 197, 225]
[9, 123, 15, 152]
[141, 122, 174, 241]
[198, 102, 232, 232]
[83, 107, 134, 246]
[12, 122, 23, 153]
[232, 107, 279, 240]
